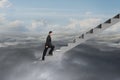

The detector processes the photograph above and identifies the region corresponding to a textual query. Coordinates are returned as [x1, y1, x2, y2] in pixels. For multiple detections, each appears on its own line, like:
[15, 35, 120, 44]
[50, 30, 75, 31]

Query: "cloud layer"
[0, 14, 120, 35]
[0, 0, 120, 35]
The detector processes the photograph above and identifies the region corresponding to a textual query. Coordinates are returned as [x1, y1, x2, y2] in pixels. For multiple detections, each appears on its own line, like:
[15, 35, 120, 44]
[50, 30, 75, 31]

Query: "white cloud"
[0, 0, 12, 8]
[30, 19, 47, 31]
[0, 11, 119, 35]
[27, 19, 57, 34]
[67, 19, 79, 29]
[0, 13, 6, 23]
[34, 17, 102, 35]
[104, 22, 120, 33]
[66, 17, 120, 35]
[0, 16, 5, 22]
[9, 20, 24, 27]
[7, 20, 27, 32]
[64, 18, 102, 33]
[85, 11, 93, 16]
[27, 18, 120, 35]
[0, 20, 27, 33]
[39, 72, 51, 80]
[79, 18, 102, 27]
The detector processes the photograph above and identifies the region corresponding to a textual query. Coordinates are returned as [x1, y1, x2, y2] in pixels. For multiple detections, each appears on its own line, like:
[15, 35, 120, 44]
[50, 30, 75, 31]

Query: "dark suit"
[42, 35, 55, 60]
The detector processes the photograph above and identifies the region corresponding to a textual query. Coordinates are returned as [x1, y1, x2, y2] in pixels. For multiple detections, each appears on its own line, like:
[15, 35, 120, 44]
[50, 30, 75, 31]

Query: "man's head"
[49, 31, 53, 36]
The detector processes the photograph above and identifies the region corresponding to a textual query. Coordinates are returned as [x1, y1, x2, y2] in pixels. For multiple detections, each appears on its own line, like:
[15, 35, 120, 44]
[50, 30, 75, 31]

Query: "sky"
[0, 0, 120, 34]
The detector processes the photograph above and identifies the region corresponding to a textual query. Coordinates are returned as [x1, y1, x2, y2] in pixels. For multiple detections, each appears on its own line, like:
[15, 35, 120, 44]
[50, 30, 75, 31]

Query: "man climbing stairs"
[43, 14, 120, 62]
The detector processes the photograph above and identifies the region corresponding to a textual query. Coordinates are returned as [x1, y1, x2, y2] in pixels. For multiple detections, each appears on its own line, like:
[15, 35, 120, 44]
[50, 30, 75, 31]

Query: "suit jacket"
[45, 35, 52, 47]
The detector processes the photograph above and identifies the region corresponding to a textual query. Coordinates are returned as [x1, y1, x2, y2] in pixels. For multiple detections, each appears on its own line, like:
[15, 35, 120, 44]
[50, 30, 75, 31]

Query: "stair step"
[102, 23, 111, 28]
[104, 19, 111, 23]
[111, 18, 120, 24]
[113, 14, 120, 18]
[60, 46, 68, 50]
[84, 33, 94, 40]
[79, 34, 84, 39]
[93, 26, 102, 33]
[96, 24, 102, 29]
[86, 29, 94, 34]
[68, 43, 74, 46]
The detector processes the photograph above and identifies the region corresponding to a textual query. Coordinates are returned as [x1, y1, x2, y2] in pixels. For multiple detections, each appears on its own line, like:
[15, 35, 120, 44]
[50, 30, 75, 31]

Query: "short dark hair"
[49, 31, 52, 34]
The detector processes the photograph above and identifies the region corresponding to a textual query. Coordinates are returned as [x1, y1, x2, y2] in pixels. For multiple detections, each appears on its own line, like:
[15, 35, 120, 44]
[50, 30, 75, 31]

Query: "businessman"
[42, 31, 55, 61]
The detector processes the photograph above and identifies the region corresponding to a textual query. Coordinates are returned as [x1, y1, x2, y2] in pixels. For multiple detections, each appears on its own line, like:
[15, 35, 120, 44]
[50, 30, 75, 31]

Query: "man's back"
[45, 35, 52, 47]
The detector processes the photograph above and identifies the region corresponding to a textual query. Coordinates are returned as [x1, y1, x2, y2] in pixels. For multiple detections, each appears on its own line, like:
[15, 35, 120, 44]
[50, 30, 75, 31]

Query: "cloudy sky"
[0, 0, 120, 34]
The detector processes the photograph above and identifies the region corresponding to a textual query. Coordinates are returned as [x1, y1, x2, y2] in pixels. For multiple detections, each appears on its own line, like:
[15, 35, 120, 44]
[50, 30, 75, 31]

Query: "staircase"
[43, 14, 120, 62]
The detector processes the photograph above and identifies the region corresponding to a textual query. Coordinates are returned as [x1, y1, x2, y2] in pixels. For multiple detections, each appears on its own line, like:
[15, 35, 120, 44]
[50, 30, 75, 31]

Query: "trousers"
[42, 45, 55, 60]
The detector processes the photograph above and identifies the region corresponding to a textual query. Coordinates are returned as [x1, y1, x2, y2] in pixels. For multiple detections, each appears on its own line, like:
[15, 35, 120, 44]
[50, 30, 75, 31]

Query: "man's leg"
[42, 47, 48, 60]
[48, 45, 55, 55]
